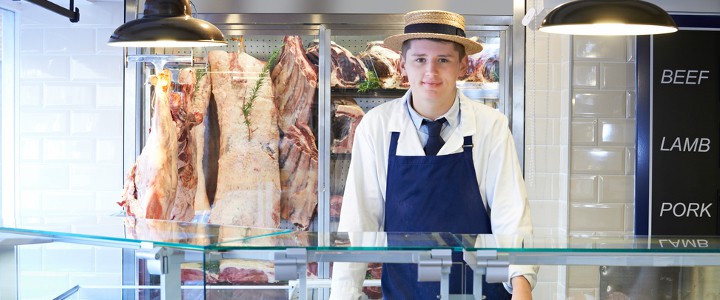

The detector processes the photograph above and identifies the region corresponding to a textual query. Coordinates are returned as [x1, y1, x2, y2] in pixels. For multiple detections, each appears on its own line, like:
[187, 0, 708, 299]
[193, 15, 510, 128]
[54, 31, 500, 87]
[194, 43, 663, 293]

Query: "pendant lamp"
[539, 0, 678, 35]
[108, 0, 227, 47]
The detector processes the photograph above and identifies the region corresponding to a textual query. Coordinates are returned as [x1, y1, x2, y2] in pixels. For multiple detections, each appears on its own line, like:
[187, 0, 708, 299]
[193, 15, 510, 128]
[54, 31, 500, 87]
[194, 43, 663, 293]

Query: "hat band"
[404, 23, 466, 37]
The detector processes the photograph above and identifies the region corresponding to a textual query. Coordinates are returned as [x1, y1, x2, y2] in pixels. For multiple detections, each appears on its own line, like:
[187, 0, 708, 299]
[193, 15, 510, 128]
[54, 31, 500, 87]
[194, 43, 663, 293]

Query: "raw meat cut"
[168, 68, 204, 222]
[277, 124, 318, 230]
[357, 41, 401, 89]
[272, 36, 319, 230]
[207, 50, 281, 228]
[464, 45, 499, 83]
[331, 97, 365, 154]
[218, 259, 276, 284]
[306, 41, 368, 89]
[119, 69, 178, 220]
[272, 35, 318, 132]
[181, 262, 219, 284]
[330, 195, 343, 219]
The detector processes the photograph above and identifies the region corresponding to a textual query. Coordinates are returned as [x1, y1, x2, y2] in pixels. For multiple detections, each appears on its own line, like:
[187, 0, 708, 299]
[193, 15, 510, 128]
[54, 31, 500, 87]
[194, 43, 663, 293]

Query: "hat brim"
[384, 33, 484, 55]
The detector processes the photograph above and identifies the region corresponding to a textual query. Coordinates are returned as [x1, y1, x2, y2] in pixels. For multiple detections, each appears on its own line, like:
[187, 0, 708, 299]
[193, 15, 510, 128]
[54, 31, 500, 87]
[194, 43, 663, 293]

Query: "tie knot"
[423, 118, 446, 137]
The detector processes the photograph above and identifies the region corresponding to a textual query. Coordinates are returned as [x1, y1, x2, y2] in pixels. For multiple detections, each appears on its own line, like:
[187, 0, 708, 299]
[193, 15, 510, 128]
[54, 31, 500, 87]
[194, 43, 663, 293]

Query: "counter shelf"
[7, 220, 720, 300]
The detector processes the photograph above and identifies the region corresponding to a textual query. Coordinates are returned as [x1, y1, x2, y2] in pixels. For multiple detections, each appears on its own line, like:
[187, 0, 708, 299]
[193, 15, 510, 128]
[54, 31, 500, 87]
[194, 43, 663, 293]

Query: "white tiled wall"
[7, 1, 125, 298]
[525, 2, 638, 298]
[569, 36, 636, 236]
[566, 35, 637, 298]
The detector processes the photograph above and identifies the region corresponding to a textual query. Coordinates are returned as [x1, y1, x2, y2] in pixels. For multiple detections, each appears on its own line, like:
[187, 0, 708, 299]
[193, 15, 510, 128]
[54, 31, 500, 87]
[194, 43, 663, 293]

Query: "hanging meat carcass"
[119, 69, 178, 220]
[192, 72, 213, 212]
[168, 68, 205, 222]
[306, 41, 368, 89]
[207, 50, 282, 228]
[272, 36, 319, 230]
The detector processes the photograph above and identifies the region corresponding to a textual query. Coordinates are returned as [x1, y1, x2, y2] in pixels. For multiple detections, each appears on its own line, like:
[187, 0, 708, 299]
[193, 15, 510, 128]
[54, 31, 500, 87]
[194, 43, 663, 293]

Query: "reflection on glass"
[213, 231, 461, 250]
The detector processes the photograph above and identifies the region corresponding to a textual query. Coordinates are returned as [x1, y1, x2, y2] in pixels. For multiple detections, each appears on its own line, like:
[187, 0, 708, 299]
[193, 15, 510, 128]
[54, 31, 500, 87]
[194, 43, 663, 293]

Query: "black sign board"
[637, 27, 720, 235]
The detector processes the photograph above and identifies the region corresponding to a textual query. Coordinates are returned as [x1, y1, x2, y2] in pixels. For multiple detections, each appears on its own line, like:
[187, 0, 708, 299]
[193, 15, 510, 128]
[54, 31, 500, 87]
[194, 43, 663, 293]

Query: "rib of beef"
[306, 41, 368, 89]
[272, 36, 319, 230]
[119, 69, 178, 220]
[208, 50, 281, 228]
[277, 124, 318, 230]
[272, 36, 318, 132]
[331, 97, 365, 154]
[357, 41, 401, 89]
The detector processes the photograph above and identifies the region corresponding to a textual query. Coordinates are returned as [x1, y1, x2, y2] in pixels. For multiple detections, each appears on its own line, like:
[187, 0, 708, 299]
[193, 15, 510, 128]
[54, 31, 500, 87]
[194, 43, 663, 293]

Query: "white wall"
[3, 0, 125, 298]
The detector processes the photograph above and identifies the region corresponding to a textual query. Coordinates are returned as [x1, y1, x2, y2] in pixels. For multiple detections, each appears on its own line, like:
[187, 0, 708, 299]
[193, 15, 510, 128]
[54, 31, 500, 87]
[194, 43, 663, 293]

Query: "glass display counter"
[4, 221, 720, 299]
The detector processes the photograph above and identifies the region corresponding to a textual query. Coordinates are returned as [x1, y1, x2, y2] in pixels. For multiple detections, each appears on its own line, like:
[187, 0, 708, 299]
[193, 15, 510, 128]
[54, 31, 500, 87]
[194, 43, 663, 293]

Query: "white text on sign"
[660, 69, 710, 85]
[659, 137, 711, 152]
[658, 239, 709, 248]
[660, 202, 712, 217]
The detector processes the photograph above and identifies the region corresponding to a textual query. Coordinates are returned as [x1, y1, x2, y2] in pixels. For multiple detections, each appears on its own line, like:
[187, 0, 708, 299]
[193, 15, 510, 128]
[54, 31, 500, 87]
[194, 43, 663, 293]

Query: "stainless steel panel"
[600, 266, 720, 300]
[511, 0, 525, 169]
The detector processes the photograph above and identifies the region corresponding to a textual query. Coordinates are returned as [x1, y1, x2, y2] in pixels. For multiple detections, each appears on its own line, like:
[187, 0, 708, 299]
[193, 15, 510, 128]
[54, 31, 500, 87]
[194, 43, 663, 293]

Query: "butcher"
[330, 10, 537, 300]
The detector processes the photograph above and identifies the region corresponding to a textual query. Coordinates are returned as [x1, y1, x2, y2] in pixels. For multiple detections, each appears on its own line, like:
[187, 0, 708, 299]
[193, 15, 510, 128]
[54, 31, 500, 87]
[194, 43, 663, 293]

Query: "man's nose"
[425, 60, 439, 74]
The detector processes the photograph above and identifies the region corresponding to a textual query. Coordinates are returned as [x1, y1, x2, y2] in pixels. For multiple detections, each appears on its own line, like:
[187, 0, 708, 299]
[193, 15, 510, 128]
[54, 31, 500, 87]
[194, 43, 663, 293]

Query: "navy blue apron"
[382, 132, 511, 299]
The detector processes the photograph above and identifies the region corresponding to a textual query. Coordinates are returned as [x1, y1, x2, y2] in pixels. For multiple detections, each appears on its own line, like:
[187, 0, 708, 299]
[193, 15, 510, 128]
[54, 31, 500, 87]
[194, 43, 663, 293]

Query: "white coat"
[329, 90, 536, 299]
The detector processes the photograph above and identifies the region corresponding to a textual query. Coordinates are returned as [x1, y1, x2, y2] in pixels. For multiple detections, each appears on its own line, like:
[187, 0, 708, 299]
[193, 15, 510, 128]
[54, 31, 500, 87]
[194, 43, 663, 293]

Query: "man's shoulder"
[460, 96, 508, 122]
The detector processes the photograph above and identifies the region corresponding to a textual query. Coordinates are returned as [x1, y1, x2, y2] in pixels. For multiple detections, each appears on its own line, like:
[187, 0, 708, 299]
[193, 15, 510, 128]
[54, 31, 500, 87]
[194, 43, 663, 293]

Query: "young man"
[330, 10, 536, 300]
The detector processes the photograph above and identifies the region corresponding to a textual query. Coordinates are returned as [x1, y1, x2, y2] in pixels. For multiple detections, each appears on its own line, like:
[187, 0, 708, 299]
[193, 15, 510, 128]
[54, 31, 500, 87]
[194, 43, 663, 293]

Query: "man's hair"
[401, 38, 466, 59]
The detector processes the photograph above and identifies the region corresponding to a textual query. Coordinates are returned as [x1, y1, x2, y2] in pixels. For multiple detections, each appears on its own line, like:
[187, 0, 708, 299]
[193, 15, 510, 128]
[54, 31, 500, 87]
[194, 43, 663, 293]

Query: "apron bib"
[382, 132, 511, 299]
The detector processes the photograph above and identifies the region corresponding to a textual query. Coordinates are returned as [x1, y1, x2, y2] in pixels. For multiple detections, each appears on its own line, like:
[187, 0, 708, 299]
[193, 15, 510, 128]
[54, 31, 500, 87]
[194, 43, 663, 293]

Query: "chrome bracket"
[136, 243, 183, 300]
[274, 248, 308, 299]
[418, 249, 453, 299]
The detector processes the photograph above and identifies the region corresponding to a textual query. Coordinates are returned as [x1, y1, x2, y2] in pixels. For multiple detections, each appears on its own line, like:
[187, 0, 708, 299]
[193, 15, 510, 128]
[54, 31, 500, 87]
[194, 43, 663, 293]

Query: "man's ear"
[458, 55, 469, 77]
[399, 56, 407, 77]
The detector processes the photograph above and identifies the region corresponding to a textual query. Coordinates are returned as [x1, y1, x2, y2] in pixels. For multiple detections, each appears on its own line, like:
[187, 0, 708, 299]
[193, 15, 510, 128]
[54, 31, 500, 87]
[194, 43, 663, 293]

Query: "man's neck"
[410, 91, 456, 120]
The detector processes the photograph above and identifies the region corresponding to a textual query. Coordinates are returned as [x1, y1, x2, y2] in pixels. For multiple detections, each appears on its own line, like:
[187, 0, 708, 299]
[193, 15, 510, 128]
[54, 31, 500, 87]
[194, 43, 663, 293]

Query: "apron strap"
[389, 132, 400, 158]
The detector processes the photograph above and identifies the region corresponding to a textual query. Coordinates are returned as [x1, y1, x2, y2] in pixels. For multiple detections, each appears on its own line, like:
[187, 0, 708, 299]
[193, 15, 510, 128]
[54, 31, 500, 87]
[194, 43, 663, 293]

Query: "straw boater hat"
[384, 10, 483, 55]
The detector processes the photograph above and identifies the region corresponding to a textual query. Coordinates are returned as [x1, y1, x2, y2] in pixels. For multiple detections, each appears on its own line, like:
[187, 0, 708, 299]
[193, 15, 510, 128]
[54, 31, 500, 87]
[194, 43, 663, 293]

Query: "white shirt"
[330, 90, 536, 299]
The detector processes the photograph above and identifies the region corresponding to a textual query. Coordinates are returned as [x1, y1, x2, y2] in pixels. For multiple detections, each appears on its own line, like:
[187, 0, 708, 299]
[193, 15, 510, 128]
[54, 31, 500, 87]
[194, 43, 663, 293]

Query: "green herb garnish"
[241, 47, 282, 139]
[357, 70, 381, 92]
[194, 68, 207, 94]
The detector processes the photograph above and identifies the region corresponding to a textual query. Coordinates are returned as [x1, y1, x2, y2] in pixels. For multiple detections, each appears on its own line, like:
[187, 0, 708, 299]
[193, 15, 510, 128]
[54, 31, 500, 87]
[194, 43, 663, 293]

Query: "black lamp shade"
[108, 0, 226, 47]
[540, 0, 678, 35]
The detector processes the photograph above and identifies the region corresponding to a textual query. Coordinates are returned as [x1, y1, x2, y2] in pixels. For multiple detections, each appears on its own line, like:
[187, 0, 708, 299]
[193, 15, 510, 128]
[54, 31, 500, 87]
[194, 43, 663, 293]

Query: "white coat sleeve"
[329, 116, 386, 300]
[483, 116, 538, 293]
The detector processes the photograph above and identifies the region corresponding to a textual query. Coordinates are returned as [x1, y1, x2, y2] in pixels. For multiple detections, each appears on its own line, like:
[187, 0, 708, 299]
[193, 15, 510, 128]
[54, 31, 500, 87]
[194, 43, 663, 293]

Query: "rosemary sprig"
[241, 47, 282, 139]
[194, 68, 207, 95]
[357, 70, 381, 92]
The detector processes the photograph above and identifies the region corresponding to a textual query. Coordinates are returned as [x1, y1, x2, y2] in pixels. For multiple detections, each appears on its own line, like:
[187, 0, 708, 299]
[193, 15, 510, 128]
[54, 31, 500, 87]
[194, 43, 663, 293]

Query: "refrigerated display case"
[117, 1, 525, 298]
[122, 3, 519, 232]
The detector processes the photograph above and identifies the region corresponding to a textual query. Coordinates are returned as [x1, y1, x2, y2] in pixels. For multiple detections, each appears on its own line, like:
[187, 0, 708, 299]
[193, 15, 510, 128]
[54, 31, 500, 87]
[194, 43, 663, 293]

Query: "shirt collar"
[405, 92, 460, 130]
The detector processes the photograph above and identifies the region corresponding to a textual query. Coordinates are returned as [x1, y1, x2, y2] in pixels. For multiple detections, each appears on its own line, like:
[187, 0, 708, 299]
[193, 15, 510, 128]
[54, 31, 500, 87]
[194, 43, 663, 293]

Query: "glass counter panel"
[0, 218, 290, 250]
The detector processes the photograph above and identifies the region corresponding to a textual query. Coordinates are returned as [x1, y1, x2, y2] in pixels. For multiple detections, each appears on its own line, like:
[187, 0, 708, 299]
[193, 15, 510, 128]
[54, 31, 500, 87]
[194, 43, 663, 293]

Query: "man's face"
[400, 39, 468, 103]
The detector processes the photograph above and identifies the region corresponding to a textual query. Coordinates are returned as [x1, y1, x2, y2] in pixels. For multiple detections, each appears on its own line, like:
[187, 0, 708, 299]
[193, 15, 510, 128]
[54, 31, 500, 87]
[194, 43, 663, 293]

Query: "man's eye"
[415, 58, 425, 63]
[439, 58, 449, 63]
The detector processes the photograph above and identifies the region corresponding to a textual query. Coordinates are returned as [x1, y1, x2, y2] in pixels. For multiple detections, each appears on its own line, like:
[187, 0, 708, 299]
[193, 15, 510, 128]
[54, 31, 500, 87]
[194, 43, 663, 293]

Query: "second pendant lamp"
[539, 0, 678, 35]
